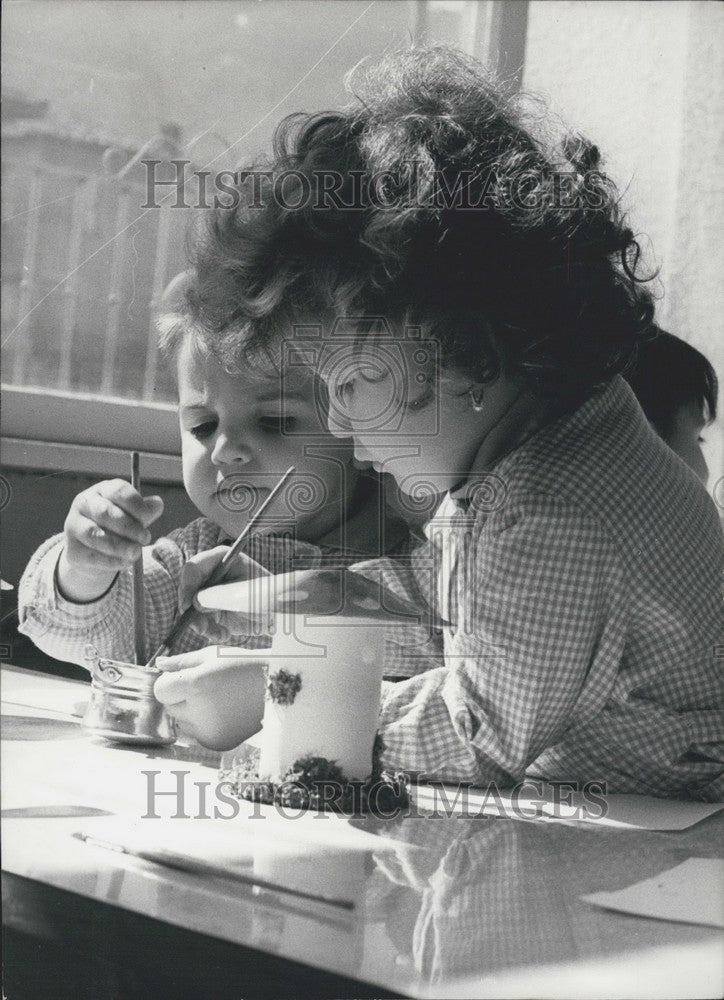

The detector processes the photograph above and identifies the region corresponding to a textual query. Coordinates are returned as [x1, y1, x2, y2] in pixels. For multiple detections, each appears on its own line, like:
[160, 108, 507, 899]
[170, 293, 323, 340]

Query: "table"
[3, 664, 723, 999]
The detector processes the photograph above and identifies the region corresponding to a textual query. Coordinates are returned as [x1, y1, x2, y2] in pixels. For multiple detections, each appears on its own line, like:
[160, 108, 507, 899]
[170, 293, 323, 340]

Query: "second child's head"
[626, 328, 718, 482]
[157, 272, 358, 542]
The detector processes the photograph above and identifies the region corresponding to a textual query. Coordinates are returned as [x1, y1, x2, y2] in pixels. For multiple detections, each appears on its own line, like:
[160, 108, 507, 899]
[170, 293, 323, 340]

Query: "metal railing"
[2, 153, 185, 403]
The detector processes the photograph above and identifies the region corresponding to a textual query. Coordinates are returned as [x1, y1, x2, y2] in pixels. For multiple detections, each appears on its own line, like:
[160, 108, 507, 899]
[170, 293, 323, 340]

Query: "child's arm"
[19, 530, 185, 666]
[376, 499, 628, 786]
[377, 496, 723, 798]
[18, 479, 160, 665]
[17, 503, 226, 667]
[374, 500, 625, 784]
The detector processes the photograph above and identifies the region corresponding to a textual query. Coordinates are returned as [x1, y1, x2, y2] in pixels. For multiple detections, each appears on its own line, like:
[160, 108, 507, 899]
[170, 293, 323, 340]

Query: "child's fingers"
[187, 546, 231, 578]
[216, 609, 267, 637]
[96, 479, 164, 528]
[77, 491, 152, 545]
[178, 548, 273, 615]
[219, 550, 272, 583]
[161, 702, 195, 735]
[154, 658, 220, 703]
[178, 546, 230, 611]
[71, 514, 143, 563]
[153, 669, 191, 705]
[68, 535, 131, 573]
[155, 649, 210, 673]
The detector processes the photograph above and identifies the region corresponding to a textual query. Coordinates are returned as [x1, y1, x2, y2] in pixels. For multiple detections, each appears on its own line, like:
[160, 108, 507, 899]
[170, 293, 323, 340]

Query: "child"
[17, 272, 417, 715]
[625, 326, 718, 483]
[163, 47, 724, 798]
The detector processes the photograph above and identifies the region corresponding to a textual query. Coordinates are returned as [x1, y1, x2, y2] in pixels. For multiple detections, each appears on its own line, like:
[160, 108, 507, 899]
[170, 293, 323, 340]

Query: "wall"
[524, 0, 723, 491]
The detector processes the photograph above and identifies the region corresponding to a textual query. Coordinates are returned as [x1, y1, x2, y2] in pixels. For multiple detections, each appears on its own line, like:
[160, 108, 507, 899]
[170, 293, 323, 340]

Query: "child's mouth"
[214, 482, 271, 513]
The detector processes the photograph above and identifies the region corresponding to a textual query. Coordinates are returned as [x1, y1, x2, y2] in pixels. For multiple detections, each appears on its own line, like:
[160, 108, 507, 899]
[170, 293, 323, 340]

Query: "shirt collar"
[448, 377, 629, 509]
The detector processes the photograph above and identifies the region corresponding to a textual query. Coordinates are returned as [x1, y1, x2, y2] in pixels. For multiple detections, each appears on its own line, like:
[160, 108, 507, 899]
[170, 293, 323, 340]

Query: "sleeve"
[353, 537, 445, 680]
[17, 527, 200, 667]
[17, 524, 330, 668]
[532, 703, 724, 800]
[378, 499, 627, 785]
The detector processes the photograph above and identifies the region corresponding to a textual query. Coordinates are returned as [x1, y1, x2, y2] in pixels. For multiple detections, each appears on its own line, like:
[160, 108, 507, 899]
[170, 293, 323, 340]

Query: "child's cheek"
[181, 441, 210, 501]
[268, 434, 310, 470]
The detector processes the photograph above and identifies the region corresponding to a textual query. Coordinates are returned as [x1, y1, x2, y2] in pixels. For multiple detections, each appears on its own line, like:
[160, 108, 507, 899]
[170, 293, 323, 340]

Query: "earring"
[469, 386, 484, 412]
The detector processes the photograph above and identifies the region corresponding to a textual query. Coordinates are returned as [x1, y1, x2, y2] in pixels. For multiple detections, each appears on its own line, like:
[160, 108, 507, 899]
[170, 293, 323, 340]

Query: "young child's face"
[660, 401, 709, 483]
[321, 338, 487, 497]
[177, 336, 356, 541]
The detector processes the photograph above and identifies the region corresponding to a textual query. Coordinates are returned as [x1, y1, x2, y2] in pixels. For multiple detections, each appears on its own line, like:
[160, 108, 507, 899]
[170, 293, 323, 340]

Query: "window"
[2, 154, 185, 403]
[1, 1, 527, 478]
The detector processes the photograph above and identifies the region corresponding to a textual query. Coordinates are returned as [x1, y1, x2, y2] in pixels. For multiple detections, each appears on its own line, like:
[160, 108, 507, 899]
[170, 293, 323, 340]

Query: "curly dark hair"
[188, 45, 655, 403]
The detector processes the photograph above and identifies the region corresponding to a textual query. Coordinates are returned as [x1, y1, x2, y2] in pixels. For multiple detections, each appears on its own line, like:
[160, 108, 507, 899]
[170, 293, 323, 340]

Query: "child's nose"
[210, 433, 253, 467]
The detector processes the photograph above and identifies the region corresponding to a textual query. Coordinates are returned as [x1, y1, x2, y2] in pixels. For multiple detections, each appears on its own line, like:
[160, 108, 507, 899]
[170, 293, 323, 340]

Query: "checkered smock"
[18, 479, 423, 669]
[18, 520, 321, 665]
[375, 377, 724, 800]
[18, 479, 439, 678]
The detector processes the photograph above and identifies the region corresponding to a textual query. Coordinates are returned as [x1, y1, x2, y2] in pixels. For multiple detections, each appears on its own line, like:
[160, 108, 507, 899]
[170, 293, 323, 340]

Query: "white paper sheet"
[540, 795, 724, 831]
[581, 858, 724, 928]
[412, 783, 724, 831]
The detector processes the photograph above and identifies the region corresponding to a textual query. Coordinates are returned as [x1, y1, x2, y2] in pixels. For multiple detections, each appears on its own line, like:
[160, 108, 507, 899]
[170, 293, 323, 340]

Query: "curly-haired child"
[18, 271, 436, 746]
[159, 47, 724, 798]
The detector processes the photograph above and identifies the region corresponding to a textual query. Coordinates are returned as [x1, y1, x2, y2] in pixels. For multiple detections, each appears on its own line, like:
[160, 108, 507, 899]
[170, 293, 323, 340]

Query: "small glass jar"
[82, 647, 176, 746]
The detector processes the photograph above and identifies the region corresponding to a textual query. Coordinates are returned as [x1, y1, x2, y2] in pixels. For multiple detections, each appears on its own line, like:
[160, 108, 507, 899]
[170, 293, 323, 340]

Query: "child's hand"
[178, 546, 271, 640]
[154, 646, 267, 750]
[58, 479, 164, 602]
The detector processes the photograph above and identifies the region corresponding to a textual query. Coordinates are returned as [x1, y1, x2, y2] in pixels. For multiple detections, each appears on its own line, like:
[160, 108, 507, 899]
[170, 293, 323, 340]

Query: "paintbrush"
[146, 465, 295, 668]
[131, 451, 145, 665]
[73, 831, 353, 910]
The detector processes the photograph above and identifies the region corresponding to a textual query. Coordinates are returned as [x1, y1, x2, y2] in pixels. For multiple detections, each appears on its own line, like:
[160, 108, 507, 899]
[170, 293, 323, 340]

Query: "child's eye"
[258, 415, 297, 434]
[189, 420, 218, 440]
[331, 359, 389, 406]
[406, 381, 434, 412]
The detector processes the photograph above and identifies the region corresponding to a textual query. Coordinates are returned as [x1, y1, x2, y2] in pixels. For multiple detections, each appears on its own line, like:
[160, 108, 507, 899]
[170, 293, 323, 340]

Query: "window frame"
[1, 384, 183, 482]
